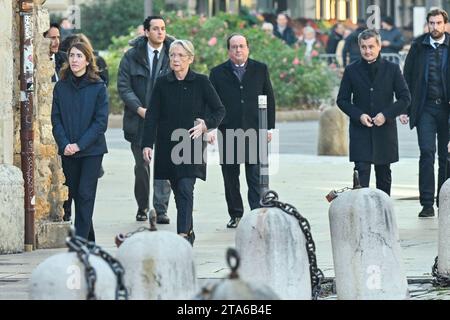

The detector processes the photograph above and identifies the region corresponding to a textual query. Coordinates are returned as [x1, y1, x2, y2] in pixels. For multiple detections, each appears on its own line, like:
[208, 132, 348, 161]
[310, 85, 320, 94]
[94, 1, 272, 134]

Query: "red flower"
[311, 50, 319, 57]
[292, 57, 300, 65]
[208, 37, 217, 46]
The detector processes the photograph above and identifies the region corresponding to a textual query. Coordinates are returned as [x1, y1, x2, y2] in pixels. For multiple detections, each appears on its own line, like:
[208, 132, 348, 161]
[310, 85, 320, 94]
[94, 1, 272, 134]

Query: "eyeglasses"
[230, 44, 247, 51]
[169, 53, 190, 59]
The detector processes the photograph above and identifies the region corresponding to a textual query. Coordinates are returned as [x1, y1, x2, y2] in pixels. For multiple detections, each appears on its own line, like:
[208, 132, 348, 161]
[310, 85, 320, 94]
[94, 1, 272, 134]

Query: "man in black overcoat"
[210, 34, 276, 228]
[117, 16, 173, 223]
[337, 29, 411, 196]
[401, 8, 450, 217]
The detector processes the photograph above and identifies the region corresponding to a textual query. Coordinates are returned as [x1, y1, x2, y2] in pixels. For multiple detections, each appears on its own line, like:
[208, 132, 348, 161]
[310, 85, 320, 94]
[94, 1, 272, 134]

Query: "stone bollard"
[196, 248, 279, 300]
[329, 188, 409, 299]
[29, 252, 116, 300]
[235, 192, 316, 299]
[0, 164, 24, 254]
[317, 106, 348, 156]
[116, 230, 197, 300]
[437, 179, 450, 278]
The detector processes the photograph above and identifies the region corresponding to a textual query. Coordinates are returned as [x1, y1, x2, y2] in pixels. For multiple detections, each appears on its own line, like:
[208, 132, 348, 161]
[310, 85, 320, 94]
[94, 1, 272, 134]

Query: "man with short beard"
[401, 9, 450, 218]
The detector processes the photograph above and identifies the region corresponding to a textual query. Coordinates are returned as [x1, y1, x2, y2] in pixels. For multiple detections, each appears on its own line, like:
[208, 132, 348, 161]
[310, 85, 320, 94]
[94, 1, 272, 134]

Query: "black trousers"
[416, 104, 449, 207]
[170, 177, 196, 234]
[354, 162, 392, 196]
[130, 143, 171, 215]
[62, 155, 103, 241]
[221, 163, 260, 218]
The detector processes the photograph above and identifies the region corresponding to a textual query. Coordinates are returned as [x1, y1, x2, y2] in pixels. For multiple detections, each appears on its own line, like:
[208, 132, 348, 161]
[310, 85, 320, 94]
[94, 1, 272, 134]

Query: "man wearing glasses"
[210, 34, 276, 228]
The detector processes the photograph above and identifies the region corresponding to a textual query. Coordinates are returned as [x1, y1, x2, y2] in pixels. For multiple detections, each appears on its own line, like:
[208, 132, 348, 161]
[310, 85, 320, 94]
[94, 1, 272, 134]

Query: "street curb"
[107, 110, 321, 129]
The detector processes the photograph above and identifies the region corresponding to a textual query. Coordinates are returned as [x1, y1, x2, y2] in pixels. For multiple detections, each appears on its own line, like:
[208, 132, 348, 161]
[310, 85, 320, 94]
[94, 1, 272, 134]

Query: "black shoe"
[227, 217, 241, 228]
[418, 206, 435, 218]
[136, 209, 148, 221]
[63, 211, 71, 222]
[156, 213, 170, 224]
[183, 230, 195, 246]
[98, 165, 105, 178]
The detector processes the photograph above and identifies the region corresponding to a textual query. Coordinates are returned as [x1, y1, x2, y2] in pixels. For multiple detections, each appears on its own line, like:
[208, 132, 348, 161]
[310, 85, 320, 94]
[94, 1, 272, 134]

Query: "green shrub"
[105, 13, 338, 113]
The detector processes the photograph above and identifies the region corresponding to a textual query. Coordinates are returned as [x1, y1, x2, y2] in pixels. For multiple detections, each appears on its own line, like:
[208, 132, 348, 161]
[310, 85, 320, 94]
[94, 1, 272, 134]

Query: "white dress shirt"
[147, 43, 163, 75]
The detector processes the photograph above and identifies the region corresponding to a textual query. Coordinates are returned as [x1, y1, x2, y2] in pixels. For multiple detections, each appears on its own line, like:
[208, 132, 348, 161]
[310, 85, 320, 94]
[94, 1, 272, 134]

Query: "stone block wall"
[11, 2, 68, 247]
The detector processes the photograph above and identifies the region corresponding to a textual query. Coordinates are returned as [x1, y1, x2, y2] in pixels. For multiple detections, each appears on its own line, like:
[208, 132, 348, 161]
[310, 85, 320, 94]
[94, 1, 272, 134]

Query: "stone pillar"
[13, 3, 69, 249]
[0, 0, 15, 165]
[30, 252, 116, 300]
[329, 188, 409, 299]
[438, 180, 450, 275]
[0, 0, 25, 254]
[116, 231, 198, 300]
[236, 207, 312, 299]
[317, 106, 348, 156]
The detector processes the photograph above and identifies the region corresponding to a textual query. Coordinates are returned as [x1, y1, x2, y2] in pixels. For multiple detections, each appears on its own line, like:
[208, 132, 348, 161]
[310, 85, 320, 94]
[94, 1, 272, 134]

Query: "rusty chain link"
[66, 228, 128, 300]
[432, 256, 450, 287]
[260, 190, 324, 300]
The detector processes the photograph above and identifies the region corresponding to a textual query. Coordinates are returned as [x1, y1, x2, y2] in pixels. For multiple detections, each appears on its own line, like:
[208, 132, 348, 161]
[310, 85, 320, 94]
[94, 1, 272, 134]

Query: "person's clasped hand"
[64, 143, 80, 156]
[372, 112, 386, 126]
[360, 114, 373, 127]
[189, 118, 207, 139]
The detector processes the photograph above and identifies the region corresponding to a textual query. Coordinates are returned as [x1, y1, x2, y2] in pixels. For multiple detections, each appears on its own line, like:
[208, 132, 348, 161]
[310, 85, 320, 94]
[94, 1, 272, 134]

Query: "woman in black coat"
[142, 40, 225, 245]
[51, 41, 109, 242]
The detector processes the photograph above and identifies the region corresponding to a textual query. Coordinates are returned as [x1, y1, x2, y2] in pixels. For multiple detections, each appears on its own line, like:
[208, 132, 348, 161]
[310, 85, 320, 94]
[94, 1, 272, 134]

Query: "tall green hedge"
[105, 13, 338, 113]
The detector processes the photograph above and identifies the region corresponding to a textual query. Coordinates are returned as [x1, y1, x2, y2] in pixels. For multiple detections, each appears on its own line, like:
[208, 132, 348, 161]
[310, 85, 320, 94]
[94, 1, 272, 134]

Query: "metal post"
[144, 0, 153, 17]
[19, 0, 36, 252]
[258, 95, 269, 198]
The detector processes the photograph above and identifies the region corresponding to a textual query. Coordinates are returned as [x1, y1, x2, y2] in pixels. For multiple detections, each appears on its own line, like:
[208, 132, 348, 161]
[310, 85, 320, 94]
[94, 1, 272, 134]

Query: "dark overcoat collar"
[355, 57, 388, 86]
[167, 68, 196, 82]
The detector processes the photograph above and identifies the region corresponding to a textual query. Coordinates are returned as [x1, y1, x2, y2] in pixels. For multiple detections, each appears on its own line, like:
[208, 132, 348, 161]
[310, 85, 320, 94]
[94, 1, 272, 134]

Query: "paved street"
[0, 118, 442, 299]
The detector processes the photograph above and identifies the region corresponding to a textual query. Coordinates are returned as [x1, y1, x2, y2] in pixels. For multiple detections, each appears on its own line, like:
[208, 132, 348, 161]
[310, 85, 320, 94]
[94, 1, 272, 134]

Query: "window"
[316, 0, 358, 23]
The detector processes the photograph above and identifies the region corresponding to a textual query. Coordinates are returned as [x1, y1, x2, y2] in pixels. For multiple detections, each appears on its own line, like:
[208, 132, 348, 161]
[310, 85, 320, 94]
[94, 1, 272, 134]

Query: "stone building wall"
[12, 1, 69, 248]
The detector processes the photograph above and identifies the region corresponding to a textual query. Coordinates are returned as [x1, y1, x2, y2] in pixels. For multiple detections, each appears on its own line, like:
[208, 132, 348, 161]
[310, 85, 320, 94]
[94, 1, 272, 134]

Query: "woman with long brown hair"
[51, 41, 109, 242]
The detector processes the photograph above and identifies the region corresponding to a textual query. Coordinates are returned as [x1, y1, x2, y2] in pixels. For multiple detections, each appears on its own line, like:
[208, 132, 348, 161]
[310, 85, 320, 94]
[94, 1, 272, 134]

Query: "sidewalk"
[0, 139, 438, 299]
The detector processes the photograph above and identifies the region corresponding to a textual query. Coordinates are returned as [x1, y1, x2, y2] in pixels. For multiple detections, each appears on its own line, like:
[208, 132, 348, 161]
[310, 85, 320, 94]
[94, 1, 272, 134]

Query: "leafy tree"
[79, 0, 165, 50]
[105, 12, 338, 113]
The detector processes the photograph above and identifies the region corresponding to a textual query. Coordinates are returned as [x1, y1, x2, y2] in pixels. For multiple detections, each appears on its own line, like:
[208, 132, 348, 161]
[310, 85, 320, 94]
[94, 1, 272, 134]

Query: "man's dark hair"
[427, 8, 449, 23]
[226, 33, 249, 50]
[357, 18, 367, 28]
[358, 29, 381, 46]
[382, 16, 395, 27]
[143, 15, 165, 31]
[43, 22, 60, 37]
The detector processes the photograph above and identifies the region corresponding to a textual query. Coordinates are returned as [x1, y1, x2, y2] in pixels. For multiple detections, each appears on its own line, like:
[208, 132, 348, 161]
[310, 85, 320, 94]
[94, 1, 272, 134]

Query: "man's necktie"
[152, 49, 159, 81]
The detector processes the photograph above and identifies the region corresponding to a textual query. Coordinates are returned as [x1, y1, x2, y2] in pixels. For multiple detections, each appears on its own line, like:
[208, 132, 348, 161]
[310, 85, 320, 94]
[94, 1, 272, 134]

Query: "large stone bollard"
[197, 248, 280, 300]
[235, 205, 312, 299]
[437, 179, 450, 277]
[30, 252, 116, 300]
[116, 230, 197, 300]
[317, 106, 348, 156]
[329, 188, 409, 299]
[0, 164, 24, 254]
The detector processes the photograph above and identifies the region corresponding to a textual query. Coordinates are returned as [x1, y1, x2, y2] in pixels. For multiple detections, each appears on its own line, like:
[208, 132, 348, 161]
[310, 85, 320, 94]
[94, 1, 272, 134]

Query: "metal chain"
[334, 187, 352, 194]
[66, 230, 97, 300]
[66, 228, 129, 300]
[85, 242, 129, 300]
[260, 190, 324, 300]
[432, 256, 450, 287]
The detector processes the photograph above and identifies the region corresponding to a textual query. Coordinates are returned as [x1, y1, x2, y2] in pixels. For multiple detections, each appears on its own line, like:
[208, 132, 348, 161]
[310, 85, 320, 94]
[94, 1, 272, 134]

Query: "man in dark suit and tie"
[337, 29, 411, 196]
[401, 8, 450, 218]
[210, 34, 276, 228]
[117, 16, 173, 223]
